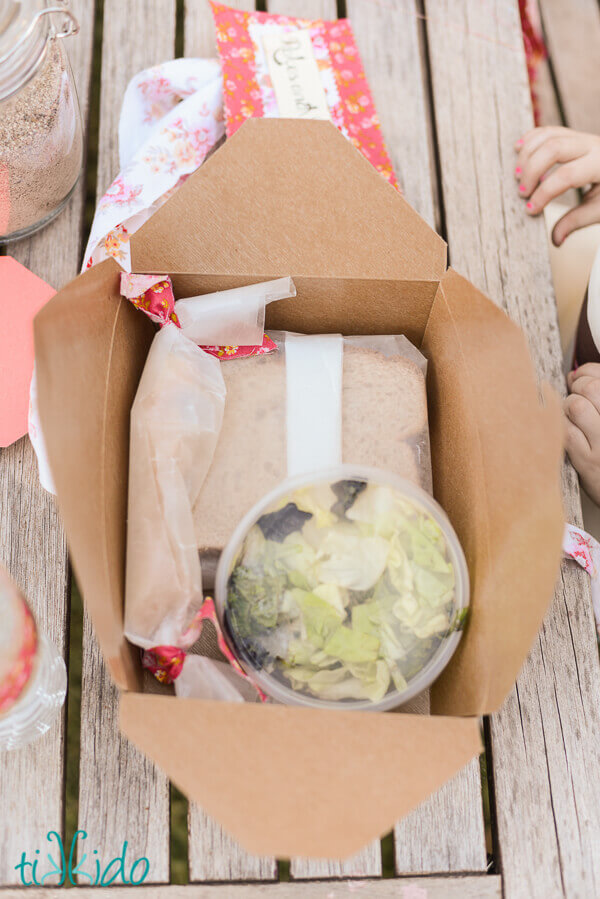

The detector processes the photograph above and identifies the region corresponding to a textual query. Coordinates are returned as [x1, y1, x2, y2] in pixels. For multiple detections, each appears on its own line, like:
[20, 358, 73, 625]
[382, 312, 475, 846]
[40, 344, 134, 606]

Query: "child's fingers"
[565, 418, 592, 468]
[568, 372, 600, 415]
[524, 157, 598, 215]
[514, 126, 568, 157]
[568, 364, 600, 389]
[564, 393, 600, 445]
[552, 187, 600, 245]
[515, 135, 582, 195]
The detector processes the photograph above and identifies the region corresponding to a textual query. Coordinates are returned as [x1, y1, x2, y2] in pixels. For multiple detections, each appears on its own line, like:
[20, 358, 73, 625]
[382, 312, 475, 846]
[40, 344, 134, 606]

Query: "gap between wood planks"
[63, 0, 105, 853]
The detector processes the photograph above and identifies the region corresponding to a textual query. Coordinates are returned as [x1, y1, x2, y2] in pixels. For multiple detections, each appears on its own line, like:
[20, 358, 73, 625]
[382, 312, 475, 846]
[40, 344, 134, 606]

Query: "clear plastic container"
[0, 569, 67, 750]
[215, 465, 469, 711]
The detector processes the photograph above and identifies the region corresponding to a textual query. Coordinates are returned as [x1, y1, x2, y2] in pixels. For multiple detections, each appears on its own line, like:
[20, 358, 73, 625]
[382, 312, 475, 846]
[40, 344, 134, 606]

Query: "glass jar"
[0, 1, 83, 242]
[0, 565, 67, 750]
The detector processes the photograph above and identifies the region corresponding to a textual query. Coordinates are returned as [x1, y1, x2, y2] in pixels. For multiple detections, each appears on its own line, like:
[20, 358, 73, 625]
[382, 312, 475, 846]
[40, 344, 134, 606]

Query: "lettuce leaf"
[323, 625, 380, 663]
[313, 583, 348, 615]
[317, 532, 389, 590]
[290, 589, 344, 648]
[284, 659, 390, 702]
[293, 484, 338, 528]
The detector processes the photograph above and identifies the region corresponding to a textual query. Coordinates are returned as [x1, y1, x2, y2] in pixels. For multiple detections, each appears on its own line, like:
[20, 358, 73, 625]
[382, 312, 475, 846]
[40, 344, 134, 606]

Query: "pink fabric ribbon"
[142, 597, 267, 700]
[119, 273, 278, 358]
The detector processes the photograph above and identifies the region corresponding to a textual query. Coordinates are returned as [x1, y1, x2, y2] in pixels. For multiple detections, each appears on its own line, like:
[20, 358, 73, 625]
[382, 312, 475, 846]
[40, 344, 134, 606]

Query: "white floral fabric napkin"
[29, 58, 226, 492]
[84, 58, 224, 270]
[563, 524, 600, 640]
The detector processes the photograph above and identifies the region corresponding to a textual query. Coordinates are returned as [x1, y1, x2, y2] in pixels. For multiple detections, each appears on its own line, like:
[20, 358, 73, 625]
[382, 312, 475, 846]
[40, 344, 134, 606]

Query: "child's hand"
[515, 127, 600, 246]
[565, 364, 600, 504]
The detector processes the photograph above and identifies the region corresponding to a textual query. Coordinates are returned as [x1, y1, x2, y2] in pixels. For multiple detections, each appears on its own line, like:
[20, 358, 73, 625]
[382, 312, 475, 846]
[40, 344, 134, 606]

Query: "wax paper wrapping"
[124, 323, 226, 650]
[124, 278, 296, 702]
[175, 277, 296, 347]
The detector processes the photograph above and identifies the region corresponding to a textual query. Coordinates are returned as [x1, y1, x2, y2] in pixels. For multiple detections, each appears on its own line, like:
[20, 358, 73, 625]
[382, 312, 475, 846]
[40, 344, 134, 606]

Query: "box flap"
[120, 694, 482, 859]
[130, 119, 447, 282]
[424, 270, 565, 716]
[33, 260, 155, 690]
[170, 275, 438, 346]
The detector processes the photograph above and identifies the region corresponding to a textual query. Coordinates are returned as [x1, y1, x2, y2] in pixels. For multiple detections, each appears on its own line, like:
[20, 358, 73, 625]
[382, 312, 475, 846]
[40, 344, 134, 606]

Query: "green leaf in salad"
[227, 564, 286, 633]
[316, 531, 389, 591]
[294, 484, 338, 528]
[323, 625, 380, 663]
[449, 607, 469, 633]
[290, 589, 344, 647]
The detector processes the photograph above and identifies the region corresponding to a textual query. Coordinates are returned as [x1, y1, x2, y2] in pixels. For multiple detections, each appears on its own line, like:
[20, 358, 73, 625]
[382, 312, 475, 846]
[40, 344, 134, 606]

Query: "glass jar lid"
[0, 0, 78, 101]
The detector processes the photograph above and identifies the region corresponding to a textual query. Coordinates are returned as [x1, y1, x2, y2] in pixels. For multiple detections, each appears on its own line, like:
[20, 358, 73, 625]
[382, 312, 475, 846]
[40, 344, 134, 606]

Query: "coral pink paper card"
[0, 257, 55, 447]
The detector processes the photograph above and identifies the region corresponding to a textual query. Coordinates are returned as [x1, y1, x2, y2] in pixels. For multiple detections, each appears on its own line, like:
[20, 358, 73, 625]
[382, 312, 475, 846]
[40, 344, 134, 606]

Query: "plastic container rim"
[215, 464, 470, 712]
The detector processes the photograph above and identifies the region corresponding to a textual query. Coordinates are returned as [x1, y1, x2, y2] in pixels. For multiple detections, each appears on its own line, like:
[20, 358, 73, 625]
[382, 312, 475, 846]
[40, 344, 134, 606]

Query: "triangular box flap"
[120, 694, 482, 859]
[33, 260, 155, 690]
[425, 270, 565, 716]
[130, 118, 447, 282]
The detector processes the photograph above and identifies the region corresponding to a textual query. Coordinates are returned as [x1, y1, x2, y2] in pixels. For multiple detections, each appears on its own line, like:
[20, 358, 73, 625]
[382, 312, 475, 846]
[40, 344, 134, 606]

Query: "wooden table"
[1, 1, 600, 897]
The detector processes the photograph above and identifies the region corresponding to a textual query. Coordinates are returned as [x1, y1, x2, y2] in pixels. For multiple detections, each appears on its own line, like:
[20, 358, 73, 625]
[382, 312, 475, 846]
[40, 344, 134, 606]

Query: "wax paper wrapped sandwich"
[123, 275, 469, 709]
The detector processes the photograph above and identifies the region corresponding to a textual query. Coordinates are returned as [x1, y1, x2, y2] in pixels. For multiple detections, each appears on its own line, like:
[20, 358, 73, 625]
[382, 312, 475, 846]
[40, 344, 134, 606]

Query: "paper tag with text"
[262, 29, 331, 121]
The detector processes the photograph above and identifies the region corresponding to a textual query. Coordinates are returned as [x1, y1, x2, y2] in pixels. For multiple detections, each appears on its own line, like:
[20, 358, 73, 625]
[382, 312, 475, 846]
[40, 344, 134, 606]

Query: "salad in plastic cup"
[215, 466, 469, 711]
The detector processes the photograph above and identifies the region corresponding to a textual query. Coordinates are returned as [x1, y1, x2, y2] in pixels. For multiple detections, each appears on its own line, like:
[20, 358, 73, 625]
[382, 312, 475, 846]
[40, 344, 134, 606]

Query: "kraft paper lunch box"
[34, 119, 564, 859]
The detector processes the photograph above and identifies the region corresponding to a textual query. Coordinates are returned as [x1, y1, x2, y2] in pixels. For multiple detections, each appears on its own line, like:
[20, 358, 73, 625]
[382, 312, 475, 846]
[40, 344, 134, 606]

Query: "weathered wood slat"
[0, 873, 503, 898]
[186, 809, 277, 884]
[77, 0, 176, 884]
[183, 1, 278, 883]
[268, 0, 337, 18]
[0, 0, 95, 885]
[184, 0, 256, 57]
[426, 2, 600, 897]
[346, 0, 487, 876]
[347, 0, 439, 231]
[79, 619, 171, 883]
[393, 763, 487, 874]
[538, 0, 600, 133]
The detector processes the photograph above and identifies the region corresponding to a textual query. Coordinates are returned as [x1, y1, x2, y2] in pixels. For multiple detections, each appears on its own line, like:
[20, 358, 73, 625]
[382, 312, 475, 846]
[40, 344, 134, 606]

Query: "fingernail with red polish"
[519, 184, 526, 193]
[526, 202, 533, 210]
[515, 166, 521, 176]
[516, 138, 523, 146]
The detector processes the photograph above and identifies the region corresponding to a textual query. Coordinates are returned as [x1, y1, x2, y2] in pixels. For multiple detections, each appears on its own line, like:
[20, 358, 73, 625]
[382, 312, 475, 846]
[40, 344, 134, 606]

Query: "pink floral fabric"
[83, 59, 225, 271]
[202, 335, 278, 358]
[119, 273, 279, 358]
[211, 2, 398, 188]
[563, 524, 600, 640]
[120, 274, 180, 326]
[142, 597, 266, 700]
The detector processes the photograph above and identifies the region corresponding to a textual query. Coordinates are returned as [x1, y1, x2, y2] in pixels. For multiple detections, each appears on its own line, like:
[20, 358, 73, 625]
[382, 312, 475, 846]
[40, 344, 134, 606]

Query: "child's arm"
[515, 127, 600, 246]
[566, 364, 600, 504]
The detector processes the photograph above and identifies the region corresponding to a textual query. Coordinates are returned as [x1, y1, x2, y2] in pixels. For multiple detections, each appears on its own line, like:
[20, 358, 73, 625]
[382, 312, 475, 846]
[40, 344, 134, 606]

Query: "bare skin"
[515, 126, 600, 246]
[515, 127, 600, 502]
